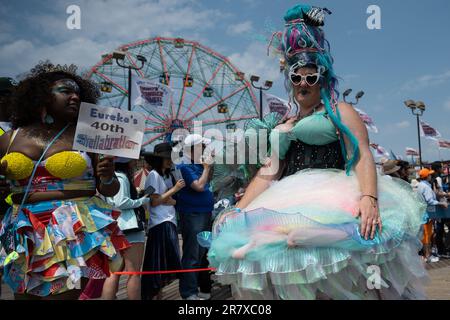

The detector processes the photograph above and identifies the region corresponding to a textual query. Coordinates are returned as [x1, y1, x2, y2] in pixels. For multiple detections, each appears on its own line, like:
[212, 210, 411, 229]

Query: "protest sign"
[73, 102, 145, 159]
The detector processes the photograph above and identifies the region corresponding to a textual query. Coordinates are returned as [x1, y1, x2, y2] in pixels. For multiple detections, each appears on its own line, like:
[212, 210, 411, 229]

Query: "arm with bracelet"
[338, 102, 381, 241]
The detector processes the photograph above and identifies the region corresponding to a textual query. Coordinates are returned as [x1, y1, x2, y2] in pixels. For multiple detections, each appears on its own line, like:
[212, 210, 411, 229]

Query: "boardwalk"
[2, 259, 450, 300]
[116, 276, 232, 301]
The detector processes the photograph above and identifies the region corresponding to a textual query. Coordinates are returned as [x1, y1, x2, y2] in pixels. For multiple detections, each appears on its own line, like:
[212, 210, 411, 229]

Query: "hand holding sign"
[97, 155, 115, 183]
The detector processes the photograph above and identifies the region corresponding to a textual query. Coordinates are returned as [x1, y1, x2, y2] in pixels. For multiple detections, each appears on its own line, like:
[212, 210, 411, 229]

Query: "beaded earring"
[41, 110, 54, 125]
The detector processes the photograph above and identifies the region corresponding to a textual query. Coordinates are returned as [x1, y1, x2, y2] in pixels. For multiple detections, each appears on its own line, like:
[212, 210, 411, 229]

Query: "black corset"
[282, 139, 345, 178]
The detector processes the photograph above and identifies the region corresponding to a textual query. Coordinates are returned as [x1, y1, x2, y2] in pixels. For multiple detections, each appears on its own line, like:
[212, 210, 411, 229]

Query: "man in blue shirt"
[176, 134, 214, 300]
[417, 168, 447, 210]
[417, 168, 448, 263]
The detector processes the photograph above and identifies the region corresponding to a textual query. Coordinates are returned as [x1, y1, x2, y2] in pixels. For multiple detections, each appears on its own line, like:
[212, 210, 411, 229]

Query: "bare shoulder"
[0, 130, 14, 156]
[336, 102, 368, 141]
[336, 102, 358, 116]
[336, 102, 363, 123]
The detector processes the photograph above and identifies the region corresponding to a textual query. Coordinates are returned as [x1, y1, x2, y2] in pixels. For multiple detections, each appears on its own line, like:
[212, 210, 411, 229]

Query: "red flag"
[438, 139, 450, 149]
[420, 120, 441, 140]
[355, 108, 378, 133]
[370, 143, 388, 156]
[405, 147, 419, 156]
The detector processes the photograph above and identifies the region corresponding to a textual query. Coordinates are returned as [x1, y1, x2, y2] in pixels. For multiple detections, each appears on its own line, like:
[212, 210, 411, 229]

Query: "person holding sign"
[0, 61, 129, 299]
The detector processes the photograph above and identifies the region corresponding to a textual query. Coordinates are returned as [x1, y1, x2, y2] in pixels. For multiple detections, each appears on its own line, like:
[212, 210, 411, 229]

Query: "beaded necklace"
[296, 102, 323, 121]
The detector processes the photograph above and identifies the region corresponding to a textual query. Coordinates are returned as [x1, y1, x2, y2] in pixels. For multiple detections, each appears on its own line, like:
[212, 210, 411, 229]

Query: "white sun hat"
[183, 134, 211, 147]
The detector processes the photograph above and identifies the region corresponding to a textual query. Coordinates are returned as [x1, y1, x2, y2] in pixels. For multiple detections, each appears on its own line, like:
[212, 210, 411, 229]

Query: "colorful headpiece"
[279, 5, 336, 97]
[272, 4, 360, 174]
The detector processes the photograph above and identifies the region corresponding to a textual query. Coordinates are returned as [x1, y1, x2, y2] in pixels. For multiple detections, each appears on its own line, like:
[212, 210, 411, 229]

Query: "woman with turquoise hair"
[207, 4, 428, 300]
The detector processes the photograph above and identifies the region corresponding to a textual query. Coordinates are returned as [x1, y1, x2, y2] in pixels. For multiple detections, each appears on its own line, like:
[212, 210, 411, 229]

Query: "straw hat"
[382, 160, 401, 175]
[183, 134, 211, 147]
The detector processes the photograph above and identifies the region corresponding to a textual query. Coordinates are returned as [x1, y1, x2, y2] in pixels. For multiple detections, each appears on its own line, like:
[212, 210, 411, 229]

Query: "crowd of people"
[381, 159, 450, 263]
[0, 3, 449, 301]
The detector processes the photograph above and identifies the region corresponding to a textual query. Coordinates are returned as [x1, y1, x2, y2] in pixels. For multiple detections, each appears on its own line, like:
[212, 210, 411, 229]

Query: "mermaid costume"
[0, 129, 129, 296]
[208, 111, 428, 300]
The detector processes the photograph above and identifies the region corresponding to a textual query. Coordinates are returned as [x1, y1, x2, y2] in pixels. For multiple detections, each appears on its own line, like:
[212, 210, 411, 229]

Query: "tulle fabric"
[0, 196, 129, 296]
[209, 169, 429, 300]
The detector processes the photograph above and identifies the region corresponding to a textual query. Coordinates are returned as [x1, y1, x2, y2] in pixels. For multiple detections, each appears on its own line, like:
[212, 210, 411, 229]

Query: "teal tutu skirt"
[208, 169, 429, 300]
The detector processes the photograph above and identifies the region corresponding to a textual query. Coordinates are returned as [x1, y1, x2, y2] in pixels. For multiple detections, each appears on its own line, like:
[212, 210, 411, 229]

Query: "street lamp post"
[112, 51, 147, 111]
[250, 75, 273, 120]
[343, 88, 365, 106]
[404, 100, 426, 168]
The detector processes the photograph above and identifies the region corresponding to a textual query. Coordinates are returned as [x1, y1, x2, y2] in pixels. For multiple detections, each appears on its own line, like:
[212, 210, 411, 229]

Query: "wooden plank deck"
[116, 276, 232, 300]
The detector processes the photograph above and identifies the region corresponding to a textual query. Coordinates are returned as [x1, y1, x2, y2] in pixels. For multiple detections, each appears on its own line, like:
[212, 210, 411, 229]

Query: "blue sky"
[1, 0, 450, 161]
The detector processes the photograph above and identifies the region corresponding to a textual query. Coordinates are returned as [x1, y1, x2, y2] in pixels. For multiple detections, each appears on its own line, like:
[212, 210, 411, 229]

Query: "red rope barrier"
[113, 267, 216, 275]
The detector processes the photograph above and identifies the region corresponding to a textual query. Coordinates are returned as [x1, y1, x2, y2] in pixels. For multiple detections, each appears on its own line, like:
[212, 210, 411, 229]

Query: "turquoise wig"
[281, 4, 359, 174]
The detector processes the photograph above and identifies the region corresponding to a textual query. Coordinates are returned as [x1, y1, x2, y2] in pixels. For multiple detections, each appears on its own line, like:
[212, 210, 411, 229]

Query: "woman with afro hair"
[0, 61, 130, 299]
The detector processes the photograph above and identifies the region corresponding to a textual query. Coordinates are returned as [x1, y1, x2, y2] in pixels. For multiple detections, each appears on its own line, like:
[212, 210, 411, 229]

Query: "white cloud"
[400, 70, 450, 92]
[27, 0, 224, 42]
[227, 21, 253, 35]
[0, 0, 229, 76]
[0, 38, 120, 77]
[228, 42, 281, 83]
[0, 40, 35, 76]
[395, 120, 410, 128]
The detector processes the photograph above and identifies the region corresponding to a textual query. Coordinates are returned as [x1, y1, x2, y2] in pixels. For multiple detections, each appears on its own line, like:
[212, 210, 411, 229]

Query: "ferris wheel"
[86, 37, 259, 150]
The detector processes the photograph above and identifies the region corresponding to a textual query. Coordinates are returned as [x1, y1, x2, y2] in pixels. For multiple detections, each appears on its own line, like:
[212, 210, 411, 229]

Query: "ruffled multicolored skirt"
[0, 196, 129, 297]
[208, 169, 429, 300]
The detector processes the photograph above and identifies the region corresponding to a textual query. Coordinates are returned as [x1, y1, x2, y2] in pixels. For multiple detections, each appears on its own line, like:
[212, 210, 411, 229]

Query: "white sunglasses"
[288, 71, 321, 86]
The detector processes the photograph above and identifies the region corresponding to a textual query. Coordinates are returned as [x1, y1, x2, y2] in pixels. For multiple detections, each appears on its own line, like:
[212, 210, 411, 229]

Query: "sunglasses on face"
[288, 72, 321, 86]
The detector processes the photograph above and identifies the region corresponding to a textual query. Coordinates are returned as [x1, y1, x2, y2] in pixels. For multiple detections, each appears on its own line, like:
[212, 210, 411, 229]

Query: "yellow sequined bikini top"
[1, 129, 95, 193]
